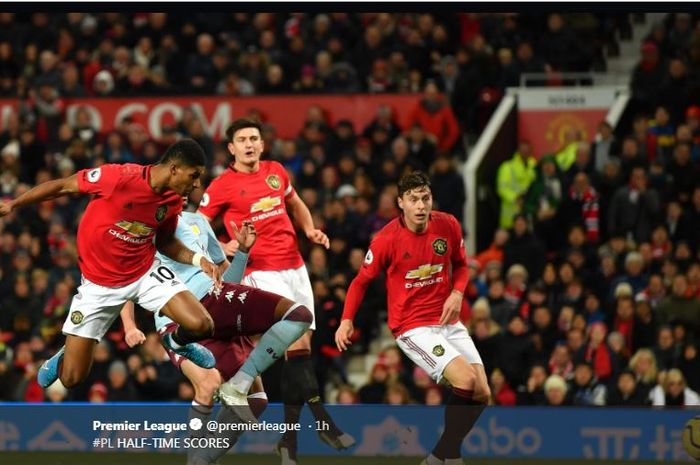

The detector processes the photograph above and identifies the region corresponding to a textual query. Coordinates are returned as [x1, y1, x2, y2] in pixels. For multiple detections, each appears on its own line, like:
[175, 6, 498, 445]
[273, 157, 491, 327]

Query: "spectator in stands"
[657, 274, 700, 339]
[617, 135, 647, 185]
[606, 369, 649, 406]
[554, 127, 580, 173]
[503, 214, 546, 281]
[385, 381, 413, 405]
[569, 361, 606, 406]
[577, 321, 614, 382]
[186, 33, 218, 94]
[516, 363, 548, 405]
[653, 325, 680, 372]
[591, 120, 618, 173]
[405, 80, 460, 154]
[649, 368, 700, 406]
[611, 252, 649, 299]
[647, 105, 676, 163]
[497, 313, 534, 387]
[563, 142, 597, 191]
[523, 155, 562, 250]
[631, 42, 666, 113]
[539, 13, 587, 72]
[106, 360, 136, 401]
[608, 167, 661, 243]
[664, 200, 694, 243]
[561, 172, 600, 245]
[667, 143, 697, 205]
[658, 59, 693, 124]
[629, 348, 658, 400]
[358, 361, 389, 404]
[490, 368, 516, 406]
[430, 154, 466, 223]
[92, 69, 115, 96]
[497, 141, 537, 229]
[335, 385, 358, 405]
[680, 342, 700, 393]
[475, 228, 508, 271]
[543, 374, 571, 406]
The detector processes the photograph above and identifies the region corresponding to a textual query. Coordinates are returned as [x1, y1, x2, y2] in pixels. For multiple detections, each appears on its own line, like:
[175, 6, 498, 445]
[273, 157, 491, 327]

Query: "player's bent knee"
[192, 314, 215, 337]
[474, 383, 492, 404]
[60, 368, 87, 388]
[283, 304, 313, 324]
[443, 358, 476, 389]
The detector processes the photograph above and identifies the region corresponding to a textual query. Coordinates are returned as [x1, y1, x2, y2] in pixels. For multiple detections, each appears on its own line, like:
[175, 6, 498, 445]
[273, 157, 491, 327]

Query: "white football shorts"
[63, 259, 190, 341]
[242, 264, 315, 330]
[396, 322, 483, 383]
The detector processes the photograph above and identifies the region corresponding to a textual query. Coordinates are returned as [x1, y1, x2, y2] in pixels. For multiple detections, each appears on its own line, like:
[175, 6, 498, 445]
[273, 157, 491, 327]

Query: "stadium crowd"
[1, 12, 699, 409]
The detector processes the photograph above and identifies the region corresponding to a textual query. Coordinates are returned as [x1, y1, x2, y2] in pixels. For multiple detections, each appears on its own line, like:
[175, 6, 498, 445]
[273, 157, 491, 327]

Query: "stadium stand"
[0, 12, 699, 409]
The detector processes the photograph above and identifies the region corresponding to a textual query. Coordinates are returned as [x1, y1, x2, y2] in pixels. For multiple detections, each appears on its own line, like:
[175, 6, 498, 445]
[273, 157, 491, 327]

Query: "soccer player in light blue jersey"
[121, 207, 315, 464]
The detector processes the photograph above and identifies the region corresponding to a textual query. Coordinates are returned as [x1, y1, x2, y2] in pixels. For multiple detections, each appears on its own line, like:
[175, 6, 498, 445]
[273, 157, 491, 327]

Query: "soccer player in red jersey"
[336, 171, 491, 465]
[198, 119, 354, 463]
[0, 139, 220, 390]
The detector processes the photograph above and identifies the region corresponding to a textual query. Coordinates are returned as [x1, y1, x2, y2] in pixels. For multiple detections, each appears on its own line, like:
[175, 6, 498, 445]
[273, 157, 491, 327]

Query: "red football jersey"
[198, 161, 303, 272]
[343, 211, 469, 337]
[76, 164, 181, 287]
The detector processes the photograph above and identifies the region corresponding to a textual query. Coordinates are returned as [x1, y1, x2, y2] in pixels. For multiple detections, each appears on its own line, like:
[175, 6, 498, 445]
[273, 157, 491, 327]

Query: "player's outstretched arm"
[221, 220, 255, 284]
[0, 174, 79, 217]
[230, 220, 257, 253]
[286, 192, 329, 249]
[120, 301, 146, 347]
[156, 232, 222, 287]
[336, 271, 374, 351]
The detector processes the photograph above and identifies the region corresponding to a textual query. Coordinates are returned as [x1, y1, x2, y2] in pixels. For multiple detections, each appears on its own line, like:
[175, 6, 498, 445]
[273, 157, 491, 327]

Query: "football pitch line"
[0, 452, 689, 465]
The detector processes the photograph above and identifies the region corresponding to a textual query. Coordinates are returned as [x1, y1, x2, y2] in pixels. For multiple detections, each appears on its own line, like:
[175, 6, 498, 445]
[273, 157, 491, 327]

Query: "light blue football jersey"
[153, 212, 225, 331]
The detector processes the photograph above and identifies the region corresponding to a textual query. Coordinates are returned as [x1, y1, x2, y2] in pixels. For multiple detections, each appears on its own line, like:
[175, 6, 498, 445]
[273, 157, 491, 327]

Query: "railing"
[519, 72, 631, 88]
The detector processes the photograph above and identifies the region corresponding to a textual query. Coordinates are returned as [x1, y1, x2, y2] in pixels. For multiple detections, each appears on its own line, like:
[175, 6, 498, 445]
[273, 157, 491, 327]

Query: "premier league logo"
[155, 204, 168, 222]
[266, 175, 281, 190]
[432, 238, 448, 256]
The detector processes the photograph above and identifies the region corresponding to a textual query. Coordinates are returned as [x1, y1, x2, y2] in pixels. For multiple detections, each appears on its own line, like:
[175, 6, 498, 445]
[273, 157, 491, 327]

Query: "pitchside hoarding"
[0, 404, 694, 461]
[0, 95, 421, 141]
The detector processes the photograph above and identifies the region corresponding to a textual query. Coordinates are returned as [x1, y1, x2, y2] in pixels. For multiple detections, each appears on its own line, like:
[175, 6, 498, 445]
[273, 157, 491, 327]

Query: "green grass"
[0, 453, 691, 465]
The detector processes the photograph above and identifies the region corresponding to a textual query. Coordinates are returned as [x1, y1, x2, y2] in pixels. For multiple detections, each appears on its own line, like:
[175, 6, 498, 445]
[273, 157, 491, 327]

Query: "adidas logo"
[403, 251, 412, 259]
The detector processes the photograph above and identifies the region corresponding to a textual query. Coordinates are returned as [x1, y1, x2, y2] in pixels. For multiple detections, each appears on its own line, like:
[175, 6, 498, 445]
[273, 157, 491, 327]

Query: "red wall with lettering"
[0, 94, 421, 141]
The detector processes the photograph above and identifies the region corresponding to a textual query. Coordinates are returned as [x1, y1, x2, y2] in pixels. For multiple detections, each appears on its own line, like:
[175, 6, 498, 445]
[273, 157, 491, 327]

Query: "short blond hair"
[629, 348, 658, 384]
[544, 374, 567, 394]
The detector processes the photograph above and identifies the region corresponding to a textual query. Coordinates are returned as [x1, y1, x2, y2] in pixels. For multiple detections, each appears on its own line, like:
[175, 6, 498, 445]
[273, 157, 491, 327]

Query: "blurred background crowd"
[0, 12, 699, 409]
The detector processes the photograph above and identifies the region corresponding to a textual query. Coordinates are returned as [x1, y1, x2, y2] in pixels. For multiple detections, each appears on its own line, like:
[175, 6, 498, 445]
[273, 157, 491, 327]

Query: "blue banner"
[0, 404, 696, 461]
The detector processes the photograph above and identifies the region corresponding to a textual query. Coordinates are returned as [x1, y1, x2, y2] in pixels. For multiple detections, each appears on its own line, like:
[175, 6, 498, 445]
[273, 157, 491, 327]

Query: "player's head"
[226, 118, 264, 168]
[397, 171, 432, 231]
[158, 138, 206, 196]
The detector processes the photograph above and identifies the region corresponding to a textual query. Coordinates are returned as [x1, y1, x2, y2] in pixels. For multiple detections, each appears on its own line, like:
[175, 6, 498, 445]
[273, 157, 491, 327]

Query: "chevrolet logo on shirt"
[115, 220, 154, 237]
[250, 196, 281, 213]
[405, 264, 444, 280]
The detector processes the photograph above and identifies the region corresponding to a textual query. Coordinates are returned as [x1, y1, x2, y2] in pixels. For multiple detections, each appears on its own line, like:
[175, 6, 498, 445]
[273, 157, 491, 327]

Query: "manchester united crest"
[432, 345, 445, 357]
[432, 238, 448, 256]
[266, 175, 281, 190]
[155, 204, 168, 222]
[70, 311, 84, 325]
